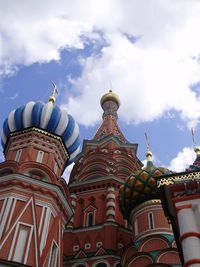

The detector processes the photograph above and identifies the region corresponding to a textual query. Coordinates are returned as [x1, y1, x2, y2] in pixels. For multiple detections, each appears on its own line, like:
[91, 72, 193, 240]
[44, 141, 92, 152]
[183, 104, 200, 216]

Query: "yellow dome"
[100, 90, 120, 108]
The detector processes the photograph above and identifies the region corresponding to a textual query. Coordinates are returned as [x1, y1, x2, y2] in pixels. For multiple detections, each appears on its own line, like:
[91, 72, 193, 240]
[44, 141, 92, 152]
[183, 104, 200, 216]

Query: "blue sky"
[1, 0, 200, 179]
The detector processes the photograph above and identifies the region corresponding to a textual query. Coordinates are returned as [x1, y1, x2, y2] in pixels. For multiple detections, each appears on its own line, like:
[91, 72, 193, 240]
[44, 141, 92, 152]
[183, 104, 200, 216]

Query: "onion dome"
[100, 89, 120, 108]
[119, 137, 172, 219]
[1, 96, 80, 165]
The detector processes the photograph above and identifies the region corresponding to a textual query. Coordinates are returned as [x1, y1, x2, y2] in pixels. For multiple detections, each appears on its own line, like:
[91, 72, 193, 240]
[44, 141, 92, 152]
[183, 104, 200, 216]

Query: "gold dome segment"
[100, 90, 120, 108]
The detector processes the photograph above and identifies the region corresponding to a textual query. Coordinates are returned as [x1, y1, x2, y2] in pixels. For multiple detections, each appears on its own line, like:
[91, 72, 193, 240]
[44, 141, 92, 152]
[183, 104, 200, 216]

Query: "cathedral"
[0, 86, 199, 267]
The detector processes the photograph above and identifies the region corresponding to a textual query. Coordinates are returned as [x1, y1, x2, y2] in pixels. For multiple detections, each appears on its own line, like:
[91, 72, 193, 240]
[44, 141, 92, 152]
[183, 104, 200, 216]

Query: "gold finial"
[191, 128, 200, 156]
[145, 132, 152, 162]
[48, 81, 58, 103]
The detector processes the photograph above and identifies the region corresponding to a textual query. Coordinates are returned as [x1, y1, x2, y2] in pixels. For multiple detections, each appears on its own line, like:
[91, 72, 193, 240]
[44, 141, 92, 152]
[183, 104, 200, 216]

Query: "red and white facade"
[158, 170, 200, 267]
[0, 128, 73, 266]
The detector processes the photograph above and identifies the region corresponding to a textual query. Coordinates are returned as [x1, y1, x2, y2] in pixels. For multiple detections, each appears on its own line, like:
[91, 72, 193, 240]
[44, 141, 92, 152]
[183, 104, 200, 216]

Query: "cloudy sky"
[1, 0, 200, 179]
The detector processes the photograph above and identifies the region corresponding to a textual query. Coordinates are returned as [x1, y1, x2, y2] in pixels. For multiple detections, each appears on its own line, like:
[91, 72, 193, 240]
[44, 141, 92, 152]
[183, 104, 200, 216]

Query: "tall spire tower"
[64, 90, 143, 266]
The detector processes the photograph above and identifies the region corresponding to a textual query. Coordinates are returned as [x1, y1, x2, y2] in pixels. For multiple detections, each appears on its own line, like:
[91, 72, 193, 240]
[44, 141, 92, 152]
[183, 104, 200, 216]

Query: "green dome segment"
[119, 163, 172, 219]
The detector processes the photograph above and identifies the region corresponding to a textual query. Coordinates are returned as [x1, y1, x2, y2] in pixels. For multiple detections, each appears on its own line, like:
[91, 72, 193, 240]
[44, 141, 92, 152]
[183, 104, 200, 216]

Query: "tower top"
[100, 89, 120, 108]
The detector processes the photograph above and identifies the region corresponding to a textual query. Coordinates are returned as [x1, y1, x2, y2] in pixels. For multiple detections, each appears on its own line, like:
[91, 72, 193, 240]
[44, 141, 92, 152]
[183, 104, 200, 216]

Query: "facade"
[0, 87, 198, 266]
[158, 147, 200, 267]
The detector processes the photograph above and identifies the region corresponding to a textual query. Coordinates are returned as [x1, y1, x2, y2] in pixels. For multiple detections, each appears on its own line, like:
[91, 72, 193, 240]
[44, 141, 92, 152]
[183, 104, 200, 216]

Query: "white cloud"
[168, 147, 195, 172]
[1, 1, 200, 127]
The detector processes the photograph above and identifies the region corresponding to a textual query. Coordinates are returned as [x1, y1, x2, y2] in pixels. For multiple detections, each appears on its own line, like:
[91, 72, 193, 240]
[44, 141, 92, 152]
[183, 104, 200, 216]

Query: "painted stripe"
[1, 129, 6, 146]
[23, 101, 35, 128]
[67, 135, 81, 154]
[40, 102, 54, 129]
[14, 105, 25, 131]
[55, 109, 69, 135]
[47, 105, 61, 132]
[8, 109, 16, 132]
[62, 115, 75, 142]
[32, 102, 43, 127]
[68, 145, 80, 165]
[65, 122, 79, 148]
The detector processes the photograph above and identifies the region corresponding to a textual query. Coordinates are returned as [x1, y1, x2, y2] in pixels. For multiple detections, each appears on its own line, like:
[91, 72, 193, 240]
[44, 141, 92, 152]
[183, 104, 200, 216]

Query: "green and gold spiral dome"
[119, 145, 172, 219]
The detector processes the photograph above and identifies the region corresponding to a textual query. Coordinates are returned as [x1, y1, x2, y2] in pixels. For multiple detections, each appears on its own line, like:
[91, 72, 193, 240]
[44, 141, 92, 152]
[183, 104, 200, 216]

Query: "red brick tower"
[63, 90, 143, 267]
[0, 88, 80, 267]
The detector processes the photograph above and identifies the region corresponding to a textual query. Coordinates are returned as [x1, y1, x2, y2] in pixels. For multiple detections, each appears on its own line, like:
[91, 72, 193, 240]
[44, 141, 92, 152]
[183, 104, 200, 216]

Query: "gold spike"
[191, 128, 200, 156]
[49, 81, 58, 103]
[145, 132, 152, 161]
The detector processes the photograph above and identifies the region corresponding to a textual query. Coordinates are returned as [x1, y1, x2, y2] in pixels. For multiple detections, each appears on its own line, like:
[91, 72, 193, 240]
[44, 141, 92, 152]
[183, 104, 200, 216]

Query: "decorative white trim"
[0, 197, 12, 238]
[106, 193, 115, 200]
[40, 207, 51, 254]
[106, 210, 115, 216]
[39, 206, 45, 235]
[106, 202, 115, 208]
[6, 198, 16, 232]
[107, 187, 115, 192]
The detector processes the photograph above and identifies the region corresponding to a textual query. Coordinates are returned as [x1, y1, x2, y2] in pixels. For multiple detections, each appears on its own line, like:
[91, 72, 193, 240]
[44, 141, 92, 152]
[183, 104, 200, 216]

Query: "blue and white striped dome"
[1, 101, 80, 165]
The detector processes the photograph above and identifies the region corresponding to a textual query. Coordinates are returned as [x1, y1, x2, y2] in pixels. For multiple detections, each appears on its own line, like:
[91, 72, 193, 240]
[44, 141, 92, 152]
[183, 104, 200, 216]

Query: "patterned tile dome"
[1, 100, 80, 165]
[119, 151, 172, 219]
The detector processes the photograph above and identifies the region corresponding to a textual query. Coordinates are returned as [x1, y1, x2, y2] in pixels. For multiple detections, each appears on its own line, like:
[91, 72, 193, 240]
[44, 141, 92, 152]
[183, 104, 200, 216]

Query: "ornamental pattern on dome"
[1, 101, 80, 165]
[119, 161, 172, 219]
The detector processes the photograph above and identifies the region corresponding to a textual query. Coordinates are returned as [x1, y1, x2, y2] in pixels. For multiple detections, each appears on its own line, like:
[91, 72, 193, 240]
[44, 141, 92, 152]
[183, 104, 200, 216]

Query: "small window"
[96, 241, 102, 248]
[134, 219, 138, 236]
[73, 245, 79, 251]
[15, 149, 22, 162]
[87, 212, 93, 227]
[36, 151, 44, 163]
[49, 242, 58, 267]
[54, 162, 58, 175]
[148, 212, 154, 229]
[85, 243, 91, 249]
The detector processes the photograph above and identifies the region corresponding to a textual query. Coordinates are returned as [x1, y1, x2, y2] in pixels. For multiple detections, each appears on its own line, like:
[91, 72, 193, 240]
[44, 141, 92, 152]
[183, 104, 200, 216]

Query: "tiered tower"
[118, 142, 181, 266]
[0, 89, 80, 267]
[63, 90, 143, 267]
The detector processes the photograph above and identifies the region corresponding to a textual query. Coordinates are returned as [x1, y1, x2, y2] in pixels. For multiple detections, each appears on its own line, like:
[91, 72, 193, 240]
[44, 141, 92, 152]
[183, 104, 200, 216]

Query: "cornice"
[69, 176, 124, 188]
[157, 170, 200, 188]
[0, 173, 73, 217]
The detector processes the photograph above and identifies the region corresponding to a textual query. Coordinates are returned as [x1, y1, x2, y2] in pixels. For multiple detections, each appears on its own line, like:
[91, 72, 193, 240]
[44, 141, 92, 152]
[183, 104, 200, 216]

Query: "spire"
[145, 132, 153, 166]
[191, 128, 200, 156]
[48, 81, 58, 103]
[94, 89, 127, 143]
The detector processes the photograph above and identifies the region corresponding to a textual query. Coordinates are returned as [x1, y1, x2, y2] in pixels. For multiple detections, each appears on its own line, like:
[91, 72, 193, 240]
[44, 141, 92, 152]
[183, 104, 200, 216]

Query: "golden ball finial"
[100, 90, 120, 108]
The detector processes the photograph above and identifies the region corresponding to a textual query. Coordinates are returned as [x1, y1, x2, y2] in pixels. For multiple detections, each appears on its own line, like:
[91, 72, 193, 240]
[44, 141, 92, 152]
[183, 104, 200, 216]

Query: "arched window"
[148, 212, 154, 229]
[87, 212, 93, 227]
[36, 150, 44, 163]
[15, 149, 22, 162]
